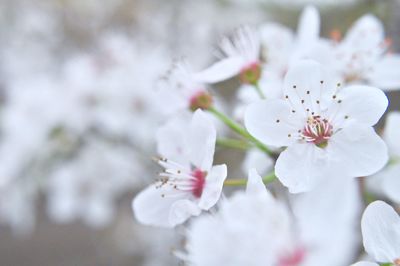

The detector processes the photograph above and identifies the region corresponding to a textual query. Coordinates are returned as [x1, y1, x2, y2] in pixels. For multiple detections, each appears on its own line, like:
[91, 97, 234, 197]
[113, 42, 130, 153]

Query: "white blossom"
[132, 110, 227, 228]
[245, 60, 388, 193]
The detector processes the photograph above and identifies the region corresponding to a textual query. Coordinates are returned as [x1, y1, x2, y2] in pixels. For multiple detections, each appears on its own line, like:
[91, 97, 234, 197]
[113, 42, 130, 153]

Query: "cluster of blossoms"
[133, 5, 400, 266]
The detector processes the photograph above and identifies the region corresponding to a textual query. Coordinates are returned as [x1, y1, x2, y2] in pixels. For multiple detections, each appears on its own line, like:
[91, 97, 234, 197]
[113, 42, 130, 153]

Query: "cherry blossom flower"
[326, 14, 400, 91]
[351, 201, 400, 266]
[157, 62, 214, 116]
[193, 26, 261, 84]
[234, 6, 326, 120]
[132, 110, 227, 228]
[245, 60, 388, 193]
[184, 169, 359, 266]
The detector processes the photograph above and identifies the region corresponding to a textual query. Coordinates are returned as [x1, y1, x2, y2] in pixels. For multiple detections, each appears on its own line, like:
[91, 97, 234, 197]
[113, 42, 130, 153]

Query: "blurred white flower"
[157, 62, 213, 115]
[194, 26, 261, 84]
[47, 140, 141, 228]
[185, 169, 360, 265]
[133, 110, 227, 228]
[245, 60, 388, 193]
[326, 15, 400, 91]
[234, 6, 325, 121]
[353, 201, 400, 266]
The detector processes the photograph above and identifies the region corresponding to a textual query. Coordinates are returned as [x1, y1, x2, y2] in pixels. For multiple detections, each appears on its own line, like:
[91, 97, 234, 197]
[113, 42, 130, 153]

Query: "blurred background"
[0, 0, 399, 265]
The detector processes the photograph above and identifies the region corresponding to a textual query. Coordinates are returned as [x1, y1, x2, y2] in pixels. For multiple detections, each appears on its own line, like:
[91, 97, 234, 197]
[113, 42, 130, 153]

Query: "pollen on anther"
[306, 91, 310, 94]
[276, 119, 280, 123]
[293, 85, 297, 88]
[345, 115, 349, 119]
[337, 83, 341, 87]
[301, 100, 305, 104]
[332, 95, 337, 99]
[320, 80, 324, 84]
[292, 110, 296, 113]
[338, 100, 342, 103]
[288, 134, 292, 137]
[285, 95, 289, 99]
[306, 108, 310, 112]
[316, 100, 320, 104]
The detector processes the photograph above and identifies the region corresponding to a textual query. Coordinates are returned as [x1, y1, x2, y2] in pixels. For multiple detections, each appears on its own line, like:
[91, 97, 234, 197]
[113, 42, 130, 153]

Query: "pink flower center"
[191, 169, 206, 198]
[302, 116, 333, 148]
[239, 61, 262, 85]
[394, 258, 400, 266]
[279, 247, 306, 266]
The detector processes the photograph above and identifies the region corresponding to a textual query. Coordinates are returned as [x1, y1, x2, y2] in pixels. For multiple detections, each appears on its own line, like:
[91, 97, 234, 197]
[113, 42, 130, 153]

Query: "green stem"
[254, 82, 265, 99]
[224, 172, 276, 186]
[208, 107, 272, 156]
[216, 138, 251, 150]
[380, 263, 393, 266]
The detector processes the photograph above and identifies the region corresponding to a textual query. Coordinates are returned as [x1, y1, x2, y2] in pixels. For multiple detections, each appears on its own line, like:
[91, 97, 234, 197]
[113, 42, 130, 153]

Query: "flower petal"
[328, 85, 388, 127]
[246, 168, 274, 202]
[244, 99, 303, 147]
[327, 123, 388, 177]
[283, 60, 337, 117]
[343, 15, 384, 51]
[362, 201, 400, 262]
[189, 110, 216, 171]
[169, 199, 201, 227]
[156, 113, 191, 167]
[198, 164, 227, 210]
[367, 55, 400, 91]
[351, 262, 379, 266]
[193, 56, 245, 83]
[132, 182, 188, 228]
[275, 142, 329, 193]
[296, 6, 320, 48]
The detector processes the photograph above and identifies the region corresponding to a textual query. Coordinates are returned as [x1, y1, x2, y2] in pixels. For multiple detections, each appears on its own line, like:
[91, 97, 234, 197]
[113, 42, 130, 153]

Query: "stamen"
[301, 116, 333, 147]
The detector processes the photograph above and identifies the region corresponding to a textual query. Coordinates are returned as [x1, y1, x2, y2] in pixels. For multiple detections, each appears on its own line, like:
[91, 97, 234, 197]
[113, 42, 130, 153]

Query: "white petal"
[169, 199, 201, 227]
[275, 143, 329, 193]
[189, 110, 216, 171]
[327, 123, 388, 177]
[283, 60, 336, 117]
[156, 113, 191, 167]
[381, 164, 400, 203]
[132, 182, 189, 228]
[362, 201, 400, 262]
[343, 15, 384, 50]
[193, 56, 245, 83]
[296, 6, 320, 47]
[198, 164, 227, 210]
[246, 168, 274, 202]
[291, 178, 361, 266]
[329, 85, 388, 127]
[368, 55, 400, 91]
[244, 99, 303, 147]
[351, 262, 379, 266]
[384, 111, 400, 156]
